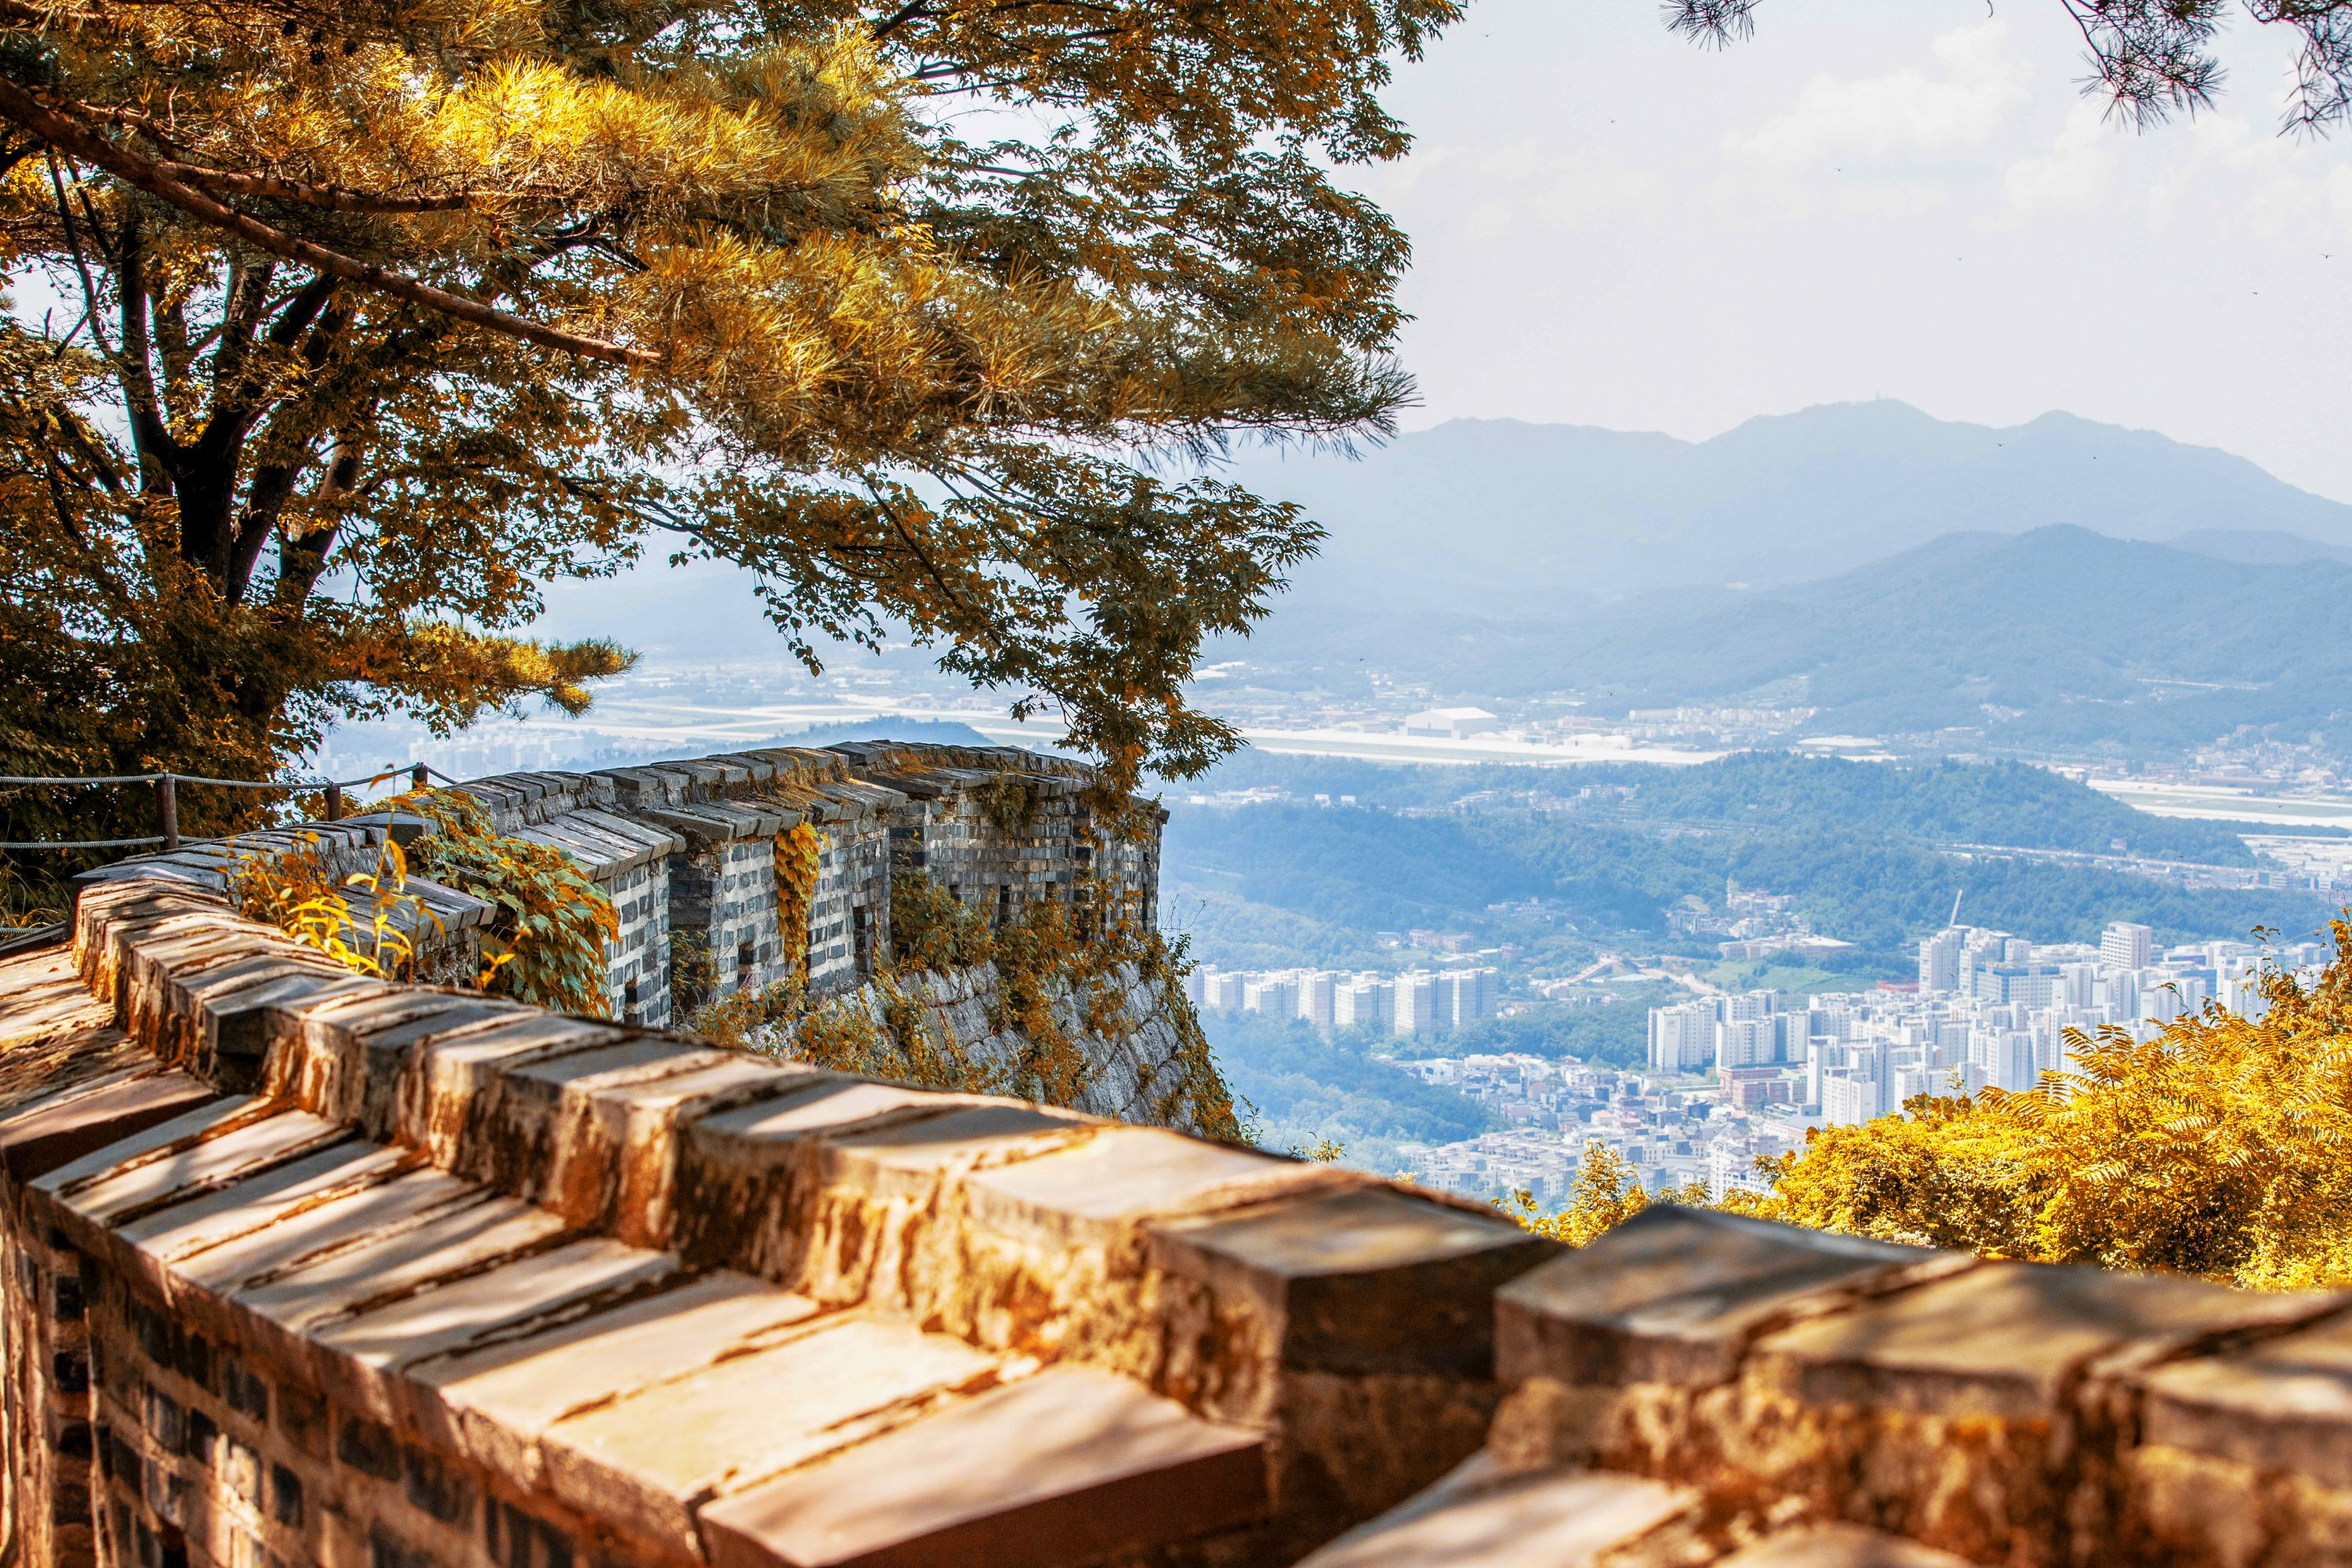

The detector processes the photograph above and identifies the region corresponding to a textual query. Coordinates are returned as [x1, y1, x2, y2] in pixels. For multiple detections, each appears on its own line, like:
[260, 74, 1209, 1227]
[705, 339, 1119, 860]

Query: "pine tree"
[0, 0, 1456, 873]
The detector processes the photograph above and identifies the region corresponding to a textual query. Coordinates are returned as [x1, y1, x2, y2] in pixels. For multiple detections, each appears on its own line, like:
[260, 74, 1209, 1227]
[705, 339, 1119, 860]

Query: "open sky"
[1356, 0, 2352, 500]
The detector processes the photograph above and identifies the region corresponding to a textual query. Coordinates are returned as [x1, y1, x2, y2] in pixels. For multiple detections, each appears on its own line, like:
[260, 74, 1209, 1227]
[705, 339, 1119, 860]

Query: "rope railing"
[0, 763, 466, 851]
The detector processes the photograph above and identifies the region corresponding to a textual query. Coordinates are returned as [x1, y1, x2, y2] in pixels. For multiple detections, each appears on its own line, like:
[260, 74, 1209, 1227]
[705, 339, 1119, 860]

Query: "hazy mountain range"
[1227, 399, 2352, 615]
[539, 399, 2352, 753]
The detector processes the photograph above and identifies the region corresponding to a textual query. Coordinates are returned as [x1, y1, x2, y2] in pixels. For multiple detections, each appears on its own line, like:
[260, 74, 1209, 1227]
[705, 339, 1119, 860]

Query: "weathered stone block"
[700, 1363, 1269, 1568]
[0, 1071, 220, 1184]
[533, 1313, 999, 1555]
[1292, 1455, 1695, 1568]
[1497, 1205, 1942, 1390]
[1750, 1259, 2328, 1421]
[1145, 1185, 1559, 1379]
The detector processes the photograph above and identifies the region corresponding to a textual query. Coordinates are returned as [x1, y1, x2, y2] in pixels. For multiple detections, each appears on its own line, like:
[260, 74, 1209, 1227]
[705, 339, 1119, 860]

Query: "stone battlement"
[4, 743, 2352, 1568]
[67, 743, 1193, 1130]
[75, 742, 1160, 1033]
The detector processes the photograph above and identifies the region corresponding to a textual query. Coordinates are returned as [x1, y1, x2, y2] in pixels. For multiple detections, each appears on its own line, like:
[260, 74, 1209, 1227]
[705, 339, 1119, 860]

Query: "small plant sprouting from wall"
[772, 822, 822, 991]
[973, 772, 1036, 837]
[237, 832, 428, 980]
[394, 789, 619, 1016]
[889, 871, 993, 971]
[670, 928, 717, 1015]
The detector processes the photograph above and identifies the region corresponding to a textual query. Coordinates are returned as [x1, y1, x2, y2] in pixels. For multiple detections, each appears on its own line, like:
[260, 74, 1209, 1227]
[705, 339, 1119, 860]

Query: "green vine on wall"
[394, 789, 619, 1016]
[972, 773, 1036, 836]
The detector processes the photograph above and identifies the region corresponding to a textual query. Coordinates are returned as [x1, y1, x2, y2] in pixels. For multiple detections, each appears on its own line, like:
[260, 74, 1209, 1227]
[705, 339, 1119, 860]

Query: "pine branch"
[0, 82, 660, 369]
[154, 162, 480, 213]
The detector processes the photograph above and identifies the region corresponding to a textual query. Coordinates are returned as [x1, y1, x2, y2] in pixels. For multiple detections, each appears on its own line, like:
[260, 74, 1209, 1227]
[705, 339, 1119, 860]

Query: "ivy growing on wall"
[236, 832, 427, 981]
[394, 789, 619, 1015]
[773, 822, 822, 990]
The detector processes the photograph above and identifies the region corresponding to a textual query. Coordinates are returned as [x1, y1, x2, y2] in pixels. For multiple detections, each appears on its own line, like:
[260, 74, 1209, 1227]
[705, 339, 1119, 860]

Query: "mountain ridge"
[1227, 399, 2352, 619]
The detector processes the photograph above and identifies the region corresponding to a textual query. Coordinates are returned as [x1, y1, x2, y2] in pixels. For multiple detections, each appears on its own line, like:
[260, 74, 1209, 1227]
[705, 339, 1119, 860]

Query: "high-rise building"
[1242, 975, 1298, 1019]
[1298, 970, 1336, 1032]
[1976, 964, 2063, 1008]
[1203, 971, 1243, 1012]
[1394, 972, 1436, 1038]
[1334, 975, 1392, 1033]
[2102, 922, 2154, 971]
[1437, 967, 1499, 1026]
[1918, 929, 1962, 993]
[1648, 1001, 1716, 1074]
[1773, 1012, 1807, 1062]
[1715, 1017, 1777, 1069]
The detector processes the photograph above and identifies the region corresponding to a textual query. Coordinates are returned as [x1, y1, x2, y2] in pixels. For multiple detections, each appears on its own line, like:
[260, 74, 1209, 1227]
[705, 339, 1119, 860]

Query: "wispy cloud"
[1724, 22, 2029, 172]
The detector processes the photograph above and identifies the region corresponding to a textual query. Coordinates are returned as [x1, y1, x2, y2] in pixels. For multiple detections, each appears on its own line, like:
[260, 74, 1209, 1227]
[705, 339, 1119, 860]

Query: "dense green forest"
[1207, 1012, 1493, 1149]
[1173, 750, 2274, 863]
[1446, 997, 1653, 1069]
[1162, 752, 2328, 960]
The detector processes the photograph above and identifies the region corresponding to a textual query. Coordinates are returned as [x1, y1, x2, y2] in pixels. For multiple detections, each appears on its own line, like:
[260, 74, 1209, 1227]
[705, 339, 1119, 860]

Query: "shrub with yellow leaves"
[237, 832, 428, 981]
[1514, 923, 2352, 1292]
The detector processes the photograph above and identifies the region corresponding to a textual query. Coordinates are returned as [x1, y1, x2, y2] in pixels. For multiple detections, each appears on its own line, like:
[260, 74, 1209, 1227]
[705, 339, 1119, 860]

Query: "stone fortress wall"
[69, 742, 1188, 1130]
[2, 743, 2352, 1568]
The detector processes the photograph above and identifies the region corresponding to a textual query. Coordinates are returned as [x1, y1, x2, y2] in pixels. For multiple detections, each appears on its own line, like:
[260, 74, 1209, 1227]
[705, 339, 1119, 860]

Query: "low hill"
[1161, 753, 2325, 955]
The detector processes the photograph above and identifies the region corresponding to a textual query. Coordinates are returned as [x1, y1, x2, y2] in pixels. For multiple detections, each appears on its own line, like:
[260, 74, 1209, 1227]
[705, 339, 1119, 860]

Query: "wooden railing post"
[324, 782, 344, 822]
[411, 764, 428, 792]
[155, 775, 179, 851]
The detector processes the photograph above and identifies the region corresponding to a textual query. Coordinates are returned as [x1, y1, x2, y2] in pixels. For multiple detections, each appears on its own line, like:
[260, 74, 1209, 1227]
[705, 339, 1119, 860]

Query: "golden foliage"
[771, 822, 822, 991]
[236, 832, 427, 979]
[1503, 1142, 1710, 1247]
[394, 789, 619, 1014]
[1512, 925, 2352, 1290]
[887, 870, 993, 972]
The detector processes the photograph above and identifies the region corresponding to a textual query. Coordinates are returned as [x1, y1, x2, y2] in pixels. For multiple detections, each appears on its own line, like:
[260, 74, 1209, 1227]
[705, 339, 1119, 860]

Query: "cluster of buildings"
[1648, 920, 2323, 1129]
[1185, 965, 1502, 1037]
[1383, 916, 2327, 1207]
[1664, 882, 1857, 962]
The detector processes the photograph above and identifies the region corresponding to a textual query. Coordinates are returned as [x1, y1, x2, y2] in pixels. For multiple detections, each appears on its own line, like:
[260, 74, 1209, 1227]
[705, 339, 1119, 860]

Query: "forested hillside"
[1162, 752, 2325, 962]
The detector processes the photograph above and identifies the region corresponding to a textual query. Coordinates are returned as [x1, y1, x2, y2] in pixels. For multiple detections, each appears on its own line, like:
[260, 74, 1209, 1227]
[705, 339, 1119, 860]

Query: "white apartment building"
[1648, 1001, 1716, 1074]
[1334, 975, 1393, 1032]
[1394, 972, 1436, 1037]
[1917, 929, 1962, 993]
[2102, 921, 2154, 971]
[1298, 970, 1337, 1032]
[1242, 975, 1298, 1019]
